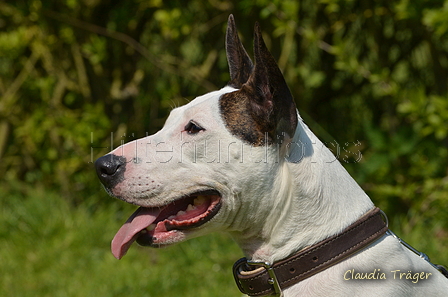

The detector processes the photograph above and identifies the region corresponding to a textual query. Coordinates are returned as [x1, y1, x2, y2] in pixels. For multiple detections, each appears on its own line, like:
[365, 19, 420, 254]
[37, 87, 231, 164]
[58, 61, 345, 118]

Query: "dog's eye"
[184, 120, 205, 135]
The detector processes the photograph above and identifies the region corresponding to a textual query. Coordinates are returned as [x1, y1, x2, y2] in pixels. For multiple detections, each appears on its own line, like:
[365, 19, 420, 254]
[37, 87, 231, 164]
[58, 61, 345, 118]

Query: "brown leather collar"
[232, 207, 388, 296]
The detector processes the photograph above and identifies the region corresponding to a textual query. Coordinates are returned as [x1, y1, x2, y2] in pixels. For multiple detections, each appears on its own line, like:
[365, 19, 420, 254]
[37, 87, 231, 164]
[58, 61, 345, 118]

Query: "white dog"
[95, 15, 448, 296]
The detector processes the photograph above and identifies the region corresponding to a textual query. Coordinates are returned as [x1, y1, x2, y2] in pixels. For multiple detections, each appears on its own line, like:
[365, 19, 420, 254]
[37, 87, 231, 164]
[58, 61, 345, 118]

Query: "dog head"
[95, 15, 298, 259]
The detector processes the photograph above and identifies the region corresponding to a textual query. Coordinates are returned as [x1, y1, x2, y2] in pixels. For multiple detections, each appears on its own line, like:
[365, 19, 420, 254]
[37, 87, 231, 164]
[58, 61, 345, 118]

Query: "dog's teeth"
[186, 204, 196, 212]
[168, 215, 176, 220]
[194, 196, 206, 206]
[177, 210, 186, 216]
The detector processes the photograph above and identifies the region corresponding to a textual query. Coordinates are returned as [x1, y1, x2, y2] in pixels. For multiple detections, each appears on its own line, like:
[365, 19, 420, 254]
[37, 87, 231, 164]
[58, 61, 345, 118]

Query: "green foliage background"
[1, 0, 447, 296]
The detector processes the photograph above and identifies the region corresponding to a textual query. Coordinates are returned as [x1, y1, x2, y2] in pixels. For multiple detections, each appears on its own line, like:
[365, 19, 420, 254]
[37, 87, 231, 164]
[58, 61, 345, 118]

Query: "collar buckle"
[246, 260, 283, 296]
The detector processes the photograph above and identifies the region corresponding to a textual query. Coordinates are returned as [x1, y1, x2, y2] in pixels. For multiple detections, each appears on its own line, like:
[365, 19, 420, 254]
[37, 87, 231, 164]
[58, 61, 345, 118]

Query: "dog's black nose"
[95, 154, 126, 188]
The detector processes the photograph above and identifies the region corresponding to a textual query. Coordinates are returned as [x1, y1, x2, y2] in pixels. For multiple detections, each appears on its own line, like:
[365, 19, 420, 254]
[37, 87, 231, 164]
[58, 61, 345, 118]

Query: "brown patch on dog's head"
[220, 90, 268, 146]
[220, 18, 298, 146]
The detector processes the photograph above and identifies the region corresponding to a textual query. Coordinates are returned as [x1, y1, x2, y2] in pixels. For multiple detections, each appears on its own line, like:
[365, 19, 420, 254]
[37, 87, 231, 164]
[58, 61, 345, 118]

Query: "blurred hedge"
[1, 0, 447, 241]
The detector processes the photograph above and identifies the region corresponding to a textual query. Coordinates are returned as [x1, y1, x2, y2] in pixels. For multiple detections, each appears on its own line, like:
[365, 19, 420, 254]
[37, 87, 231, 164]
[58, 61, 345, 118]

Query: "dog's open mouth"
[111, 190, 221, 259]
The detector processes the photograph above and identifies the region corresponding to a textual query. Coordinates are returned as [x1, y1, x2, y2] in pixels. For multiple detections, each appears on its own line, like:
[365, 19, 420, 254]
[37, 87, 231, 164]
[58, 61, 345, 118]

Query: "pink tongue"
[111, 207, 161, 259]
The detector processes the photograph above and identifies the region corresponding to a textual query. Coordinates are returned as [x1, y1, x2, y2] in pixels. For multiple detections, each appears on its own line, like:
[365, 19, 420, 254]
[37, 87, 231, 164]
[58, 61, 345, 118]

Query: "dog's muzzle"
[95, 154, 126, 189]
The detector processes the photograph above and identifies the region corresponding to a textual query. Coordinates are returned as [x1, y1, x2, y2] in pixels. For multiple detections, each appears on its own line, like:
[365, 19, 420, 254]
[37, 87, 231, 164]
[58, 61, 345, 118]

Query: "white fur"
[110, 86, 448, 296]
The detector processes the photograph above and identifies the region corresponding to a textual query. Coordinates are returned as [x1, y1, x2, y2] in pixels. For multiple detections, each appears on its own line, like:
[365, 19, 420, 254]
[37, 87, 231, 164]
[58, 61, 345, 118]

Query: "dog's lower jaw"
[137, 230, 186, 247]
[111, 192, 224, 258]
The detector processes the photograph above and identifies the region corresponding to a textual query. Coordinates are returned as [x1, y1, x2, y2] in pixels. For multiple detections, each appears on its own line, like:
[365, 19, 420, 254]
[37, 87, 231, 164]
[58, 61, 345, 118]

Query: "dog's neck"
[230, 113, 374, 263]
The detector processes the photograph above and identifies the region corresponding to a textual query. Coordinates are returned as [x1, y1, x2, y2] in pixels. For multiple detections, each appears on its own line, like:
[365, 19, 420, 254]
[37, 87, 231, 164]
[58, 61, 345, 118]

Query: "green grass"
[1, 183, 446, 297]
[0, 184, 242, 297]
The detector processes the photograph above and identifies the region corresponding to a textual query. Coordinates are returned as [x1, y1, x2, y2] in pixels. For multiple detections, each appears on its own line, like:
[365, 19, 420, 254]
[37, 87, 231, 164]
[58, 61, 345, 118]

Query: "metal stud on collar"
[246, 260, 283, 297]
[379, 209, 389, 228]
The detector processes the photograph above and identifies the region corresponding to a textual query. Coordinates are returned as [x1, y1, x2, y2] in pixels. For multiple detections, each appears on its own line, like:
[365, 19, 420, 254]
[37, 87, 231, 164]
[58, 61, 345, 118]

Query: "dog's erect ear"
[226, 14, 254, 88]
[220, 21, 297, 146]
[244, 22, 298, 140]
